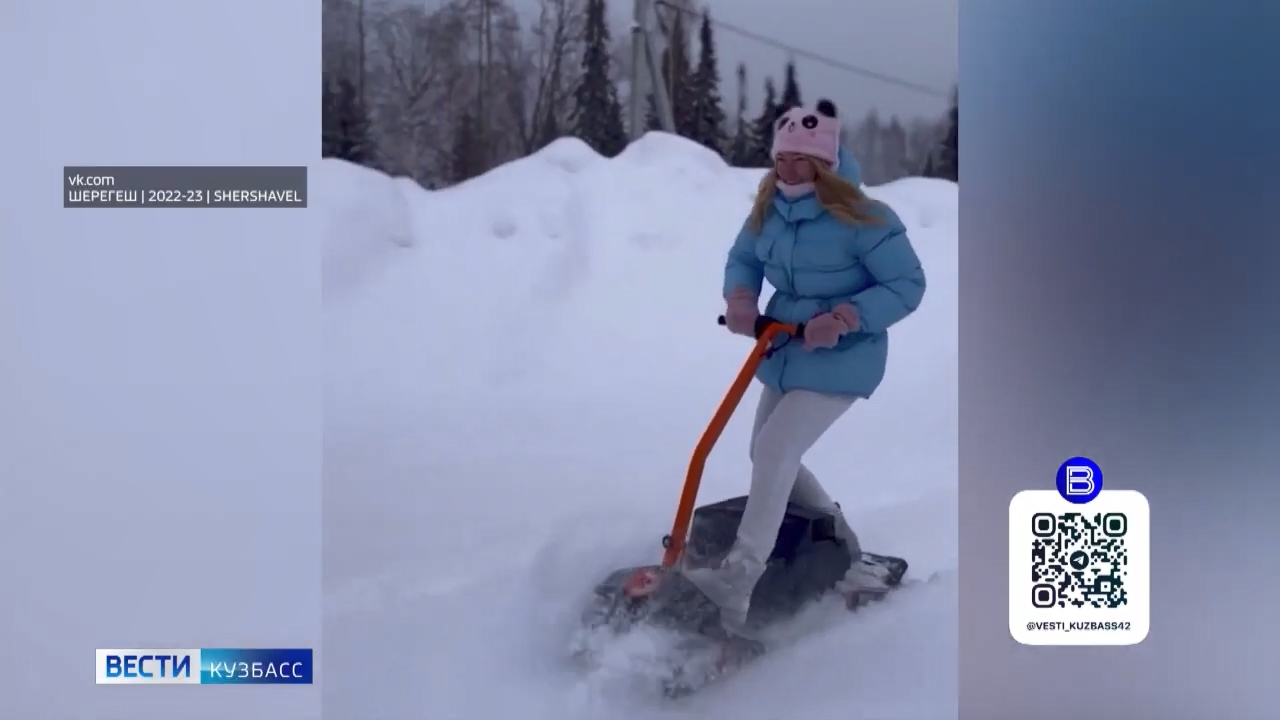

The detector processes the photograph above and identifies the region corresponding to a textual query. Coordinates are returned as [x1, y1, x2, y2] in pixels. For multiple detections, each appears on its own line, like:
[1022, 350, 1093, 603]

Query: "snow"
[323, 133, 958, 719]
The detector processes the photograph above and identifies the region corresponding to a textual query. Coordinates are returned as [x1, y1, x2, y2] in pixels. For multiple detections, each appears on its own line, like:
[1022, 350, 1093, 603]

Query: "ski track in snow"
[322, 133, 958, 719]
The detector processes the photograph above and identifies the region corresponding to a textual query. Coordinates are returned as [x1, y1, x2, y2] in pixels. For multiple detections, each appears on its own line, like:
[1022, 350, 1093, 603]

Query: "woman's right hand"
[723, 287, 759, 336]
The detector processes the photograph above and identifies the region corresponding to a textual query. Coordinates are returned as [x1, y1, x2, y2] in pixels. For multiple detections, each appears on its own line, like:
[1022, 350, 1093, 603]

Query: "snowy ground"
[321, 134, 958, 719]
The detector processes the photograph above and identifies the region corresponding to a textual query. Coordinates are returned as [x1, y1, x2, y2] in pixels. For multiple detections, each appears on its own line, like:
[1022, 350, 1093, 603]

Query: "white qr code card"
[1009, 489, 1149, 645]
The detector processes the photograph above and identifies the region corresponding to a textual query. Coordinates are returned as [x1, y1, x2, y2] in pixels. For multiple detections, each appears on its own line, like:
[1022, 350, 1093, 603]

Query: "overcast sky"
[383, 0, 956, 124]
[610, 0, 957, 124]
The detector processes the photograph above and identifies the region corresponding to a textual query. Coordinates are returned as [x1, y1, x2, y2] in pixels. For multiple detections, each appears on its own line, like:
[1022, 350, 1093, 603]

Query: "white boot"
[830, 504, 863, 560]
[682, 548, 766, 636]
[829, 506, 890, 598]
[837, 559, 893, 595]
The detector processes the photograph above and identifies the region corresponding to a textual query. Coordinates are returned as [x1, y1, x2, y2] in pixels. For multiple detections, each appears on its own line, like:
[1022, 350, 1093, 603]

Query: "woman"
[685, 99, 926, 637]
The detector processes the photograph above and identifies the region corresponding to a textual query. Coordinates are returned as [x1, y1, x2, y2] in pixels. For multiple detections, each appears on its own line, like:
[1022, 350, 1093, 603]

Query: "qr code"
[1029, 512, 1128, 609]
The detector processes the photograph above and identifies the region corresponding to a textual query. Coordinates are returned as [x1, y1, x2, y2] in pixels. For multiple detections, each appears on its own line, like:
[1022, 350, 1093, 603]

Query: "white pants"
[684, 385, 859, 631]
[735, 385, 858, 568]
[680, 381, 860, 627]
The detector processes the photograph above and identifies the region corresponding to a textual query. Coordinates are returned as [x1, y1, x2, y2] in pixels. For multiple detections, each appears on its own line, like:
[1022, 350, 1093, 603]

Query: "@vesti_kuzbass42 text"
[1025, 620, 1131, 633]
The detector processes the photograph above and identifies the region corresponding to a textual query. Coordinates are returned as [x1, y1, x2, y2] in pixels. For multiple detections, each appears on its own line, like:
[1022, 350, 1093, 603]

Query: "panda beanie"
[770, 98, 840, 169]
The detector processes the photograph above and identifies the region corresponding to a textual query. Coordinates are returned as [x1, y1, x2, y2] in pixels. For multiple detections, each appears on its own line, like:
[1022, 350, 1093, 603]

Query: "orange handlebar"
[660, 316, 802, 568]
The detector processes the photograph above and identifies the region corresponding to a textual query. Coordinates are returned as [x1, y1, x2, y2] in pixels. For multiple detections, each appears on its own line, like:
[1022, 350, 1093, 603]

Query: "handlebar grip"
[717, 314, 806, 340]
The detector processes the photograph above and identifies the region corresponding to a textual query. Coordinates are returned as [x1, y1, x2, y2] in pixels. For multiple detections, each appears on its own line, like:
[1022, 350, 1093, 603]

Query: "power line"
[652, 0, 949, 99]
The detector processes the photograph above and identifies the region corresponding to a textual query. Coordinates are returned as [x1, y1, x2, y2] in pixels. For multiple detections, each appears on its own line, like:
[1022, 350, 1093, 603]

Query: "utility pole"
[629, 0, 674, 139]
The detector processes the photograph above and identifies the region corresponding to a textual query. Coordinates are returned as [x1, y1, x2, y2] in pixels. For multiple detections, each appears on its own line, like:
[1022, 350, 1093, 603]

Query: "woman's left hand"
[830, 303, 859, 332]
[802, 304, 859, 350]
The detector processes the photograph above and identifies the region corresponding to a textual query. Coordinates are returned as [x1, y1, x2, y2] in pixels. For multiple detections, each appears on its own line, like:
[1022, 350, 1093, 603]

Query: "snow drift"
[321, 132, 958, 719]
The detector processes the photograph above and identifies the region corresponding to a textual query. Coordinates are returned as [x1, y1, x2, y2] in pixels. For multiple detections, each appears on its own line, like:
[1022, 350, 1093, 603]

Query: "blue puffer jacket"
[722, 148, 926, 399]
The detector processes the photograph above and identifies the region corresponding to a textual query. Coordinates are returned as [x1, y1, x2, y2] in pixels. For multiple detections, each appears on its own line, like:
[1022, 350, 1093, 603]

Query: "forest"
[322, 0, 958, 188]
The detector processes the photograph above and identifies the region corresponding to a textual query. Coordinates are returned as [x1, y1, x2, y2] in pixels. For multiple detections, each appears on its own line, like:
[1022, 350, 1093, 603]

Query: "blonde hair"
[747, 158, 884, 233]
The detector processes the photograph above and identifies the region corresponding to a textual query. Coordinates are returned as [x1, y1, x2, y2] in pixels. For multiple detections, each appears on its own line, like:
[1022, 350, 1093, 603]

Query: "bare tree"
[517, 0, 587, 154]
[322, 0, 360, 80]
[364, 2, 479, 184]
[610, 26, 633, 112]
[369, 5, 440, 179]
[475, 2, 527, 165]
[475, 0, 494, 169]
[323, 0, 625, 184]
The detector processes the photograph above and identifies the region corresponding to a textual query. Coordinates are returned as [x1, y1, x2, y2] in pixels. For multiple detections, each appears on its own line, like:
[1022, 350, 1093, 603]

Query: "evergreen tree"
[748, 77, 780, 166]
[779, 61, 802, 111]
[572, 0, 628, 157]
[905, 118, 941, 175]
[321, 74, 374, 165]
[449, 111, 482, 184]
[661, 12, 697, 138]
[934, 86, 958, 181]
[726, 62, 754, 167]
[688, 10, 727, 154]
[851, 109, 884, 184]
[883, 116, 909, 179]
[644, 92, 663, 132]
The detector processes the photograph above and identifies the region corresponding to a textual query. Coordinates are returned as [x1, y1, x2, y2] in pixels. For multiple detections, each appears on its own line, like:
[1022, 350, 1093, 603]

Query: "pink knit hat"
[770, 99, 840, 168]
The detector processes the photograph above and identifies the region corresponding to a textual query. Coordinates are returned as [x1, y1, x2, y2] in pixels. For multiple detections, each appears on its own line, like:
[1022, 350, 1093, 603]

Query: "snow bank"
[318, 158, 417, 297]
